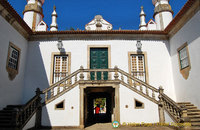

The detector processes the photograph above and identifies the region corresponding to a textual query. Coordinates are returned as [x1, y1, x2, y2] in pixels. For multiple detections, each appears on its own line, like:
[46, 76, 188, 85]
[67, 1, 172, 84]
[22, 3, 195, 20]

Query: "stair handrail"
[16, 88, 42, 129]
[42, 67, 160, 104]
[118, 68, 159, 92]
[161, 93, 183, 111]
[160, 92, 186, 123]
[42, 69, 81, 93]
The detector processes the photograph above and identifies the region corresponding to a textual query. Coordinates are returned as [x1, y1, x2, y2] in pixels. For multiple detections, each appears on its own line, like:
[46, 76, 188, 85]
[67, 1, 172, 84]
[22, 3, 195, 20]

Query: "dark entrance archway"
[84, 87, 115, 127]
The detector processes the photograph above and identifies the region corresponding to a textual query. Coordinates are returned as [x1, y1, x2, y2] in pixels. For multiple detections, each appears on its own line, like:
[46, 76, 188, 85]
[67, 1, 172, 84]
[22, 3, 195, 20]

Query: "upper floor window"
[130, 54, 146, 82]
[128, 52, 149, 84]
[178, 44, 190, 70]
[177, 43, 191, 79]
[51, 52, 71, 84]
[53, 55, 68, 83]
[8, 46, 19, 70]
[6, 42, 21, 80]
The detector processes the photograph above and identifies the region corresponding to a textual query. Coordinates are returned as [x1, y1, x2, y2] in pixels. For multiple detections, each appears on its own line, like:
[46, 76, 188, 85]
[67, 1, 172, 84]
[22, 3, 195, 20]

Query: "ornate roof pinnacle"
[140, 6, 146, 16]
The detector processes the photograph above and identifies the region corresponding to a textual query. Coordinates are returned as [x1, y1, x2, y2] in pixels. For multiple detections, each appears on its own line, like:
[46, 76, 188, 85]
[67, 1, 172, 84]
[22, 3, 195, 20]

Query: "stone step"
[0, 120, 11, 124]
[0, 116, 12, 120]
[190, 127, 200, 130]
[0, 123, 15, 128]
[191, 122, 200, 126]
[188, 115, 200, 118]
[177, 102, 191, 104]
[191, 118, 200, 122]
[186, 106, 198, 109]
[0, 112, 13, 116]
[188, 109, 200, 112]
[177, 103, 194, 106]
[188, 112, 200, 115]
[0, 110, 15, 113]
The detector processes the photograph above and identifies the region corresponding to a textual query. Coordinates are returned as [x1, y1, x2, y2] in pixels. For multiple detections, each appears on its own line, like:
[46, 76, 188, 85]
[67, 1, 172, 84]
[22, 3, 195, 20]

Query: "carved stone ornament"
[85, 15, 113, 31]
[154, 4, 173, 17]
[7, 69, 17, 80]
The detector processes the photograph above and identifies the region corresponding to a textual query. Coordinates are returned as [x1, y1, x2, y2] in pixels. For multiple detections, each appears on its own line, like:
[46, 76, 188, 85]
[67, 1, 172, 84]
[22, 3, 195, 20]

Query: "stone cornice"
[29, 32, 168, 41]
[165, 0, 199, 38]
[0, 0, 32, 39]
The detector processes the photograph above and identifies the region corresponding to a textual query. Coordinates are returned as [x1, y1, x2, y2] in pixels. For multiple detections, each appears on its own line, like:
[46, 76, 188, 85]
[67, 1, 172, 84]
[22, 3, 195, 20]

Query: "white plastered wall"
[120, 85, 159, 123]
[155, 12, 172, 30]
[23, 11, 34, 29]
[42, 86, 80, 127]
[170, 11, 200, 108]
[24, 39, 176, 102]
[147, 23, 157, 30]
[162, 12, 173, 29]
[0, 15, 28, 110]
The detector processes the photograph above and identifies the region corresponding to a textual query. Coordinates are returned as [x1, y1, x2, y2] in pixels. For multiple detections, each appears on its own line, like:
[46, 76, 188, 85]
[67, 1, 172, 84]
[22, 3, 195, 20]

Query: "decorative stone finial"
[140, 6, 146, 16]
[159, 86, 163, 90]
[80, 66, 84, 69]
[114, 66, 118, 69]
[139, 6, 147, 30]
[50, 5, 58, 31]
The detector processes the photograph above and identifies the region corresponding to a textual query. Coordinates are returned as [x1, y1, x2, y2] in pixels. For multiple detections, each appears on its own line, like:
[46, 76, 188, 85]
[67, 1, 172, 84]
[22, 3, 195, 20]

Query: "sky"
[7, 0, 188, 31]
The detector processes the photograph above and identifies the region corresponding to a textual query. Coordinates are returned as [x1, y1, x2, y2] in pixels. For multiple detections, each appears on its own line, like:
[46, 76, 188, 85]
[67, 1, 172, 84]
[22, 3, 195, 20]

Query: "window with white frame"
[178, 46, 189, 70]
[53, 55, 68, 83]
[130, 54, 146, 82]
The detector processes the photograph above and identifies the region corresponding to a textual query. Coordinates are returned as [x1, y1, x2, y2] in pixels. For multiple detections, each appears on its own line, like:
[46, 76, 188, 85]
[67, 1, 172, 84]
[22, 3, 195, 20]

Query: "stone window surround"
[177, 42, 191, 79]
[134, 98, 145, 109]
[87, 45, 111, 69]
[55, 100, 65, 110]
[6, 42, 21, 80]
[128, 51, 149, 84]
[50, 52, 71, 85]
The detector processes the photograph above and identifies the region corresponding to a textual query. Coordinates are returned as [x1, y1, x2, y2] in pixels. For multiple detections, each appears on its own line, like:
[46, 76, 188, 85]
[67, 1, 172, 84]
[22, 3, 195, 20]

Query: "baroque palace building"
[0, 0, 200, 129]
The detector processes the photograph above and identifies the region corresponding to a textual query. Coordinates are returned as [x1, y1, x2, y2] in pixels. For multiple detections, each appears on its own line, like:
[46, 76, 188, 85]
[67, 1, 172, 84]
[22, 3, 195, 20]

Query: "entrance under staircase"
[84, 87, 115, 127]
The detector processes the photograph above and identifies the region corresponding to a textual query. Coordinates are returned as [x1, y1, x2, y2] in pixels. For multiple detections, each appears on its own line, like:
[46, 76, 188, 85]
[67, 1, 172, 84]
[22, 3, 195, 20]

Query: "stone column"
[79, 85, 85, 129]
[158, 86, 165, 123]
[113, 83, 120, 123]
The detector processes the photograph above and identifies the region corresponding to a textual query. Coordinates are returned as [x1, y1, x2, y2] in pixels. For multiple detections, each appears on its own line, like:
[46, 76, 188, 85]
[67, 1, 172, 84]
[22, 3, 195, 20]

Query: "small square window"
[6, 42, 21, 80]
[55, 100, 65, 110]
[134, 99, 144, 109]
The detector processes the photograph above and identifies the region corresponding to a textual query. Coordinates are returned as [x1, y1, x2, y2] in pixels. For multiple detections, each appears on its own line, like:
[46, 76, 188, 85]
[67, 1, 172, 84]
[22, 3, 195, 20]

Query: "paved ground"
[84, 123, 175, 130]
[40, 123, 176, 130]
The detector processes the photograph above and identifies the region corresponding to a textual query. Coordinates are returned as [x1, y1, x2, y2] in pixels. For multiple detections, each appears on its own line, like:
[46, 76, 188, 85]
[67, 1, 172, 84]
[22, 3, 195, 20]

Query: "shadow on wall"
[23, 41, 49, 103]
[41, 105, 51, 128]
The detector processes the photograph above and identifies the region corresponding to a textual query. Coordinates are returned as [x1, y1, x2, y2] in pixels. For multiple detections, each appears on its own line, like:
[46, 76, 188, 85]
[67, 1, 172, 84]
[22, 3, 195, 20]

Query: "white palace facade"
[0, 0, 200, 129]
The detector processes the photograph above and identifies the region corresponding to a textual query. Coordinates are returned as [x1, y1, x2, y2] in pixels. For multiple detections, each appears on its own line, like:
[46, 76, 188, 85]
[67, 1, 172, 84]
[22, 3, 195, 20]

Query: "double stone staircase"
[0, 67, 200, 129]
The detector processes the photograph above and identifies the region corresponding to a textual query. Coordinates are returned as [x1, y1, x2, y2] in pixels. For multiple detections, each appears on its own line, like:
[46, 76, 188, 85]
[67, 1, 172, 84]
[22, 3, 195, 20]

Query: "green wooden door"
[90, 48, 108, 80]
